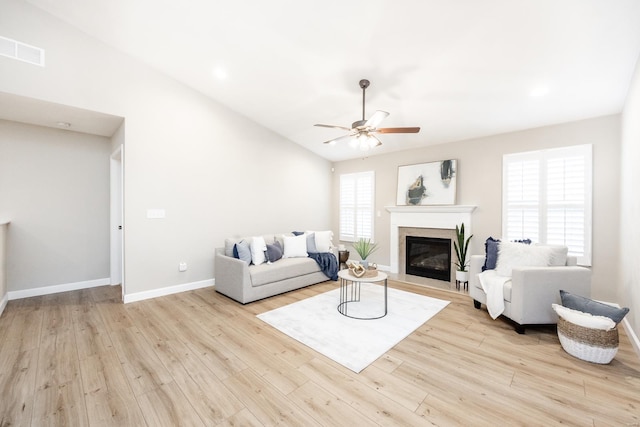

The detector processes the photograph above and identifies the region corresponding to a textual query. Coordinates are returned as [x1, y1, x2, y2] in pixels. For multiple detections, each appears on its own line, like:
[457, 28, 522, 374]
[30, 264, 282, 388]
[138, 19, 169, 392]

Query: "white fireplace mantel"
[385, 205, 476, 273]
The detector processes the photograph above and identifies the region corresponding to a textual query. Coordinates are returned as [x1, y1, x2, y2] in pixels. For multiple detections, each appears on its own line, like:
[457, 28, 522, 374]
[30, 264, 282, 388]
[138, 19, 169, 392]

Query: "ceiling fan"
[315, 79, 420, 150]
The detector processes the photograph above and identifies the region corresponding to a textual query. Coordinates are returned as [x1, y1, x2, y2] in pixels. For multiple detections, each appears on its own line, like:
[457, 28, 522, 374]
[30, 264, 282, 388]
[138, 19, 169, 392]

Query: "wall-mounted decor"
[396, 160, 457, 205]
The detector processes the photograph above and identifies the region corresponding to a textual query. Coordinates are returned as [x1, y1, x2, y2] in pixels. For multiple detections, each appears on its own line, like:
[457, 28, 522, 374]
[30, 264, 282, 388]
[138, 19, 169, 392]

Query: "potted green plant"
[352, 238, 378, 268]
[454, 223, 473, 282]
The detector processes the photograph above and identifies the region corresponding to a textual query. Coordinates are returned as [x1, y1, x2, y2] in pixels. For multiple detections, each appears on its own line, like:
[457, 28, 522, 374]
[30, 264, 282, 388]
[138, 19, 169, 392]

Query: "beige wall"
[0, 0, 331, 297]
[621, 55, 640, 339]
[0, 222, 7, 312]
[333, 115, 621, 302]
[0, 120, 111, 291]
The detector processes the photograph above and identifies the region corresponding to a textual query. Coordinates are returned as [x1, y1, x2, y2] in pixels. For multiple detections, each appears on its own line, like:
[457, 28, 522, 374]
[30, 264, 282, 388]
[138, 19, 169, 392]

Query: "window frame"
[502, 144, 592, 266]
[339, 171, 375, 243]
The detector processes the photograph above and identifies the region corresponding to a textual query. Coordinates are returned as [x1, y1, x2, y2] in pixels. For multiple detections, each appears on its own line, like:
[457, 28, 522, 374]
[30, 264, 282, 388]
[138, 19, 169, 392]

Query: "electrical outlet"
[179, 262, 187, 272]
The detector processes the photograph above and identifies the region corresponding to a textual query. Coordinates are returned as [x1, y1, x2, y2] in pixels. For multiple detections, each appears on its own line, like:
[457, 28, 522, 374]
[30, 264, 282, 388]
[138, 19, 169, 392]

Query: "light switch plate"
[147, 208, 165, 219]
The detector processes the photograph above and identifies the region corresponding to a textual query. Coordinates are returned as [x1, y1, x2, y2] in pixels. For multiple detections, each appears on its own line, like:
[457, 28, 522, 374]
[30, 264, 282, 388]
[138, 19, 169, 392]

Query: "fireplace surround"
[386, 205, 476, 276]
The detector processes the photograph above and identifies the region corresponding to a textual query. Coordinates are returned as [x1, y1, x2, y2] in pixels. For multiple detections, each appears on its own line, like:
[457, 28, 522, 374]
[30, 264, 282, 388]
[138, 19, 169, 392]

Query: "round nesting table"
[337, 269, 388, 320]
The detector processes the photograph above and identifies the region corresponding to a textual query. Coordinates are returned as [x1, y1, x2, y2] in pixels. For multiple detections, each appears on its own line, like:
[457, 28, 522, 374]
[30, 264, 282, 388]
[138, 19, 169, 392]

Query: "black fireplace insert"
[405, 236, 451, 281]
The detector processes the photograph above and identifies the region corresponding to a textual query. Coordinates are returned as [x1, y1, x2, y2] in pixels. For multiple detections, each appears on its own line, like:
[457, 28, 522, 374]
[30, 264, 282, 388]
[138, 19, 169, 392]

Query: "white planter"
[455, 270, 469, 282]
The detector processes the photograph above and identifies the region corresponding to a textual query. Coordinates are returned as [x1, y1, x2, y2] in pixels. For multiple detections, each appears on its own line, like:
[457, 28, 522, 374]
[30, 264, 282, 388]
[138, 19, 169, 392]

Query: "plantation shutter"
[340, 171, 374, 242]
[503, 145, 592, 266]
[503, 155, 540, 243]
[545, 146, 591, 262]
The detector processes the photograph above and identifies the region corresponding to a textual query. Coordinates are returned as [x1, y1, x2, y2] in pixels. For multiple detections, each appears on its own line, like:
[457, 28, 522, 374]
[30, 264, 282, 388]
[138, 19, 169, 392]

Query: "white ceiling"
[22, 0, 640, 161]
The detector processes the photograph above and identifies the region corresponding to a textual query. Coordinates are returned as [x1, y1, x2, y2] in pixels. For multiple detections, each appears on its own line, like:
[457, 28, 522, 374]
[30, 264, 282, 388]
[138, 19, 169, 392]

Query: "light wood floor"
[1, 281, 639, 426]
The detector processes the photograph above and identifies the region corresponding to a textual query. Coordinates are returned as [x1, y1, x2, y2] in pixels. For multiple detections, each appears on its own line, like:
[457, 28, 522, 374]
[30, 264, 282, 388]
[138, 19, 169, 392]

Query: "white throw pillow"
[552, 304, 616, 330]
[496, 241, 552, 276]
[536, 244, 569, 266]
[282, 234, 308, 258]
[250, 236, 267, 265]
[308, 230, 334, 253]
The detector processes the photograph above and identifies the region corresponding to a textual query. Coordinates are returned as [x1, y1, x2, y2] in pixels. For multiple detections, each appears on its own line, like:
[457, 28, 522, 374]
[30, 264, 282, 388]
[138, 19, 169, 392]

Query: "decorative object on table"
[346, 261, 378, 278]
[453, 223, 472, 289]
[396, 160, 457, 206]
[352, 238, 378, 268]
[338, 250, 350, 270]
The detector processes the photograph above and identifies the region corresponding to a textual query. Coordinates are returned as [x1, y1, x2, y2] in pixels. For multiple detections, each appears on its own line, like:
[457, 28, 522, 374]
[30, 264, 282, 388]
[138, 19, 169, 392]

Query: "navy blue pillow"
[292, 231, 304, 236]
[482, 237, 500, 271]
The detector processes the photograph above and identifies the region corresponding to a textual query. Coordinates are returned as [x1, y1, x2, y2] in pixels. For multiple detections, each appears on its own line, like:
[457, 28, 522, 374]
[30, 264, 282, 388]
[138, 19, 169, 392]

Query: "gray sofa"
[214, 235, 334, 304]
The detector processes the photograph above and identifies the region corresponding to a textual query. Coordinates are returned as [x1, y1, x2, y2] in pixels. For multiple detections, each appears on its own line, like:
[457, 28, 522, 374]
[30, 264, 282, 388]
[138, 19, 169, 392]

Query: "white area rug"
[257, 283, 450, 373]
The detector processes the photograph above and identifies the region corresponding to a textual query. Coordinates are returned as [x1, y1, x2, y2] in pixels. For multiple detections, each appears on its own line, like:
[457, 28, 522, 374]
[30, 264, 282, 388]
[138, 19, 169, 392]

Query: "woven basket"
[557, 317, 619, 364]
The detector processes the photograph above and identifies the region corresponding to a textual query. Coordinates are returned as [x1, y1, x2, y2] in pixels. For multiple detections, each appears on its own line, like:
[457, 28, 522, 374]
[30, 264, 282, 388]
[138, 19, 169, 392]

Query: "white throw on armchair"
[469, 246, 591, 334]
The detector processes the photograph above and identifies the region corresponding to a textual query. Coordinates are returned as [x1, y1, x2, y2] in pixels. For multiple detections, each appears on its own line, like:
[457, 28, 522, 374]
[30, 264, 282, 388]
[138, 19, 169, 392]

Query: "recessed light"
[56, 122, 71, 128]
[529, 86, 549, 98]
[212, 66, 227, 80]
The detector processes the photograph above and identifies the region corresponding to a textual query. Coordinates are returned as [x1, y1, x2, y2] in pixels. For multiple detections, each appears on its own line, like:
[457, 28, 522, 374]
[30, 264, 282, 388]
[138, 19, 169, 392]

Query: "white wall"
[333, 115, 621, 303]
[620, 56, 640, 338]
[0, 0, 332, 297]
[0, 120, 111, 291]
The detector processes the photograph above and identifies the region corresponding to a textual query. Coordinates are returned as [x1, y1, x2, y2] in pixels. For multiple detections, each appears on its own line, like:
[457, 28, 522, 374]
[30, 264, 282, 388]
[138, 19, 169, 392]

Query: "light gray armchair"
[469, 253, 591, 334]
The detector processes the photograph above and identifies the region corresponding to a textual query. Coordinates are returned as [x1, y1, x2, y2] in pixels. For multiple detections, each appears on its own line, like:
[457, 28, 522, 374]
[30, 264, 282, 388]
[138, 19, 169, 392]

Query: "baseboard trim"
[0, 293, 8, 317]
[8, 277, 111, 300]
[622, 318, 640, 359]
[123, 278, 214, 304]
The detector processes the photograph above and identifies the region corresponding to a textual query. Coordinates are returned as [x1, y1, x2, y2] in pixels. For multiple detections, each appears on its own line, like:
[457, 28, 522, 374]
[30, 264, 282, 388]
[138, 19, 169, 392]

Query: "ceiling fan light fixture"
[355, 133, 378, 151]
[315, 79, 420, 150]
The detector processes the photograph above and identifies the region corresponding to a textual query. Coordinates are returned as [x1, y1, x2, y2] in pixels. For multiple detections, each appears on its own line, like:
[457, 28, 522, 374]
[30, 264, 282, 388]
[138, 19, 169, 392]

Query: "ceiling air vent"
[0, 36, 45, 66]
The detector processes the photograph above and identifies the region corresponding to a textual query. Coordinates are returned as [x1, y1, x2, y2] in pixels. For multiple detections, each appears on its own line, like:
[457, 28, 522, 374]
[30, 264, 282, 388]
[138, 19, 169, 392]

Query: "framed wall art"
[396, 160, 457, 206]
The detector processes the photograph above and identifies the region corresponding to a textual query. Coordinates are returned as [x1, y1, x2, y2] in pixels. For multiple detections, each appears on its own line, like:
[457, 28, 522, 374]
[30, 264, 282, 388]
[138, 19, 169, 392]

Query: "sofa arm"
[214, 248, 252, 303]
[509, 266, 591, 325]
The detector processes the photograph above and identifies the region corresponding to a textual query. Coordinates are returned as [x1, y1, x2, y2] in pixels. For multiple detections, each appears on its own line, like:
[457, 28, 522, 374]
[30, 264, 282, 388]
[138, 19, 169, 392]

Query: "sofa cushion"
[233, 240, 252, 265]
[306, 233, 318, 253]
[251, 236, 267, 265]
[544, 245, 569, 266]
[266, 241, 283, 263]
[250, 257, 321, 287]
[496, 241, 552, 276]
[482, 237, 500, 271]
[560, 290, 629, 324]
[310, 230, 334, 253]
[225, 235, 274, 257]
[283, 234, 308, 258]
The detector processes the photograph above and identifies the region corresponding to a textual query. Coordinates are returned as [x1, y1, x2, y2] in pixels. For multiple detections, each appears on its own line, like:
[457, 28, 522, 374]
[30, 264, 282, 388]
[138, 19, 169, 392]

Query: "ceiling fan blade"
[314, 124, 352, 131]
[364, 110, 389, 128]
[376, 127, 421, 134]
[370, 134, 383, 147]
[322, 133, 353, 145]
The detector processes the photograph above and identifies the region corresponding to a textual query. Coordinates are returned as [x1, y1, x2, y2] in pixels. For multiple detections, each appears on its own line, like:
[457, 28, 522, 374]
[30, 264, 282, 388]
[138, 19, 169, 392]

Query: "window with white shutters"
[339, 171, 375, 242]
[502, 144, 592, 266]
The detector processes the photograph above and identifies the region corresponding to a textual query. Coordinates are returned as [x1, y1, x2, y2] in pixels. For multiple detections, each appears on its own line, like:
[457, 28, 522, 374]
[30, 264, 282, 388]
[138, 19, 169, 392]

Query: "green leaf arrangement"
[454, 223, 473, 272]
[352, 238, 379, 261]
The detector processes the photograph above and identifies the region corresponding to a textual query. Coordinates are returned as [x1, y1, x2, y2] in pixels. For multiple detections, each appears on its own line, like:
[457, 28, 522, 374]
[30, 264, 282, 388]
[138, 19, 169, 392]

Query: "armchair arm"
[214, 248, 252, 303]
[509, 266, 591, 325]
